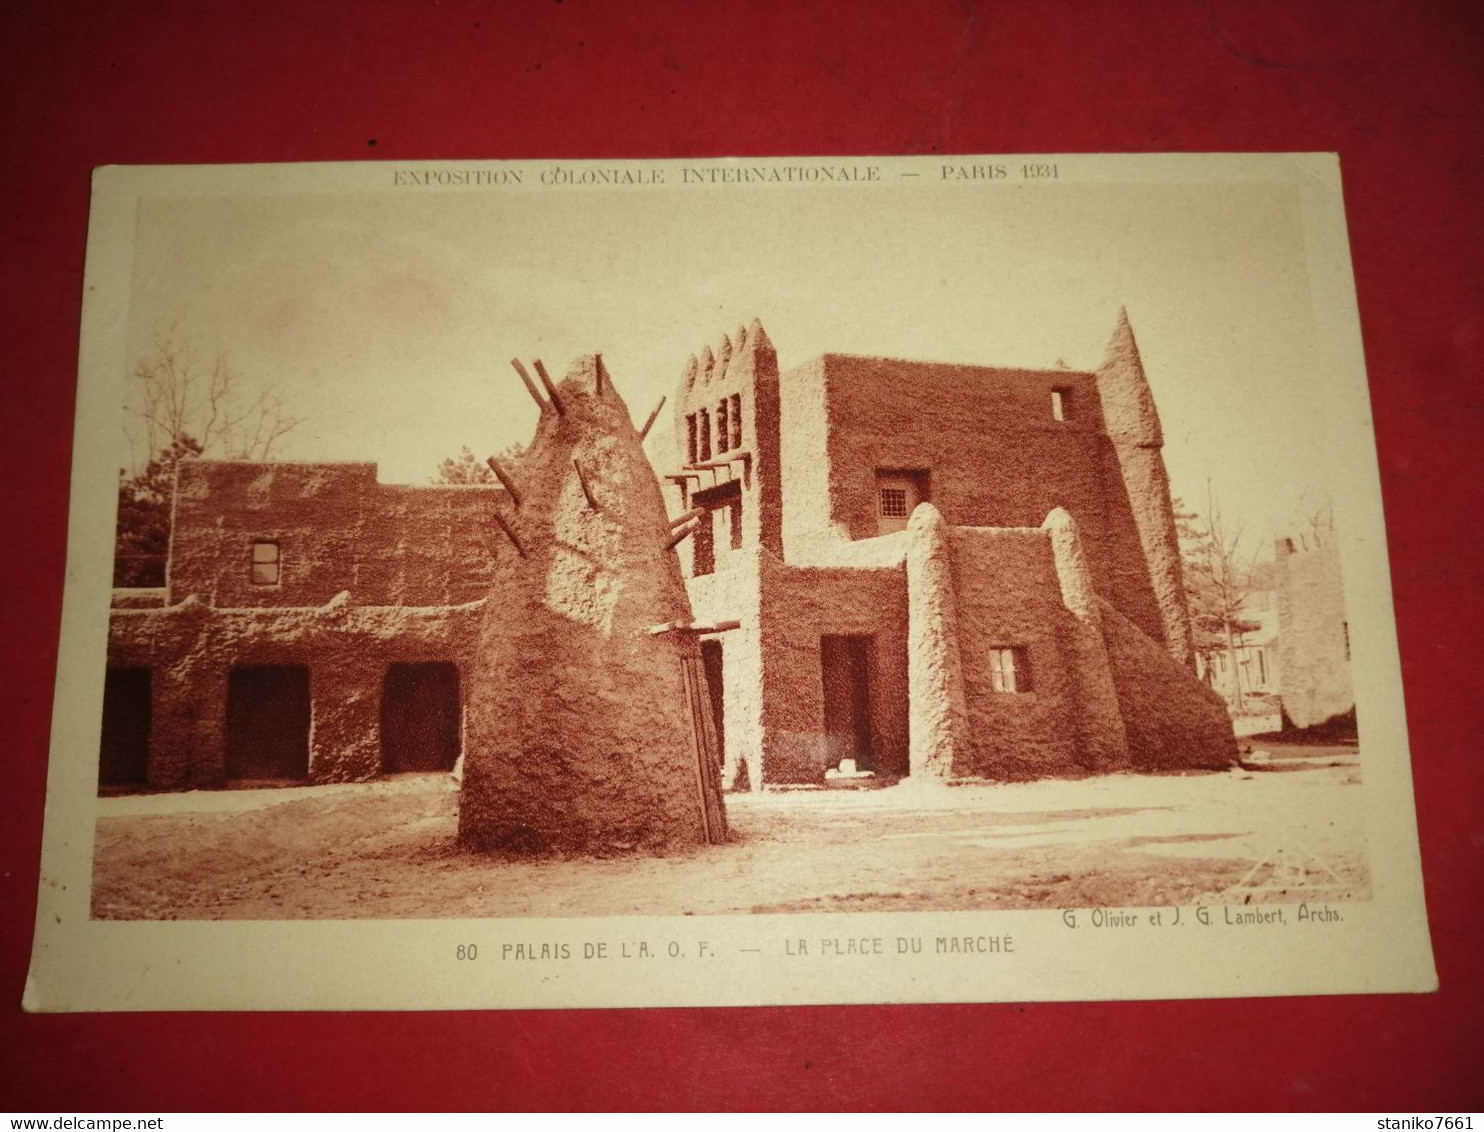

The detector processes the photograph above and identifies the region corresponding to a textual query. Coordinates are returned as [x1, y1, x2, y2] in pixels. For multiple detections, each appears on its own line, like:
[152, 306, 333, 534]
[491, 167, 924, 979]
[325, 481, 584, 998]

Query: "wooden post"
[681, 658, 714, 845]
[492, 510, 527, 558]
[533, 359, 566, 416]
[486, 457, 523, 508]
[639, 395, 667, 440]
[665, 517, 701, 551]
[572, 459, 598, 510]
[510, 359, 548, 412]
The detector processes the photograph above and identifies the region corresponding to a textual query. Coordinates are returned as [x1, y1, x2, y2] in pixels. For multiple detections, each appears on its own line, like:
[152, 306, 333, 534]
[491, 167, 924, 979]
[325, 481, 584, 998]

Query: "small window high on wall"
[1051, 387, 1072, 422]
[989, 647, 1033, 693]
[251, 540, 281, 585]
[875, 469, 929, 535]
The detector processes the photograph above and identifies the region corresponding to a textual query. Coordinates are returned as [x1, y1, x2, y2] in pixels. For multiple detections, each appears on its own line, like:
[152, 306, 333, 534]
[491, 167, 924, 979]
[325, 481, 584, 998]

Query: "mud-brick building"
[100, 461, 510, 789]
[1274, 535, 1354, 731]
[100, 311, 1236, 794]
[664, 313, 1236, 789]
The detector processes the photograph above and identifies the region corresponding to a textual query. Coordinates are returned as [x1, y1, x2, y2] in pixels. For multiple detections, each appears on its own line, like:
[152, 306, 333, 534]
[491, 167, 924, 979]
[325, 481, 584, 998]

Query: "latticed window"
[251, 541, 281, 586]
[879, 488, 908, 518]
[875, 469, 928, 534]
[989, 647, 1032, 693]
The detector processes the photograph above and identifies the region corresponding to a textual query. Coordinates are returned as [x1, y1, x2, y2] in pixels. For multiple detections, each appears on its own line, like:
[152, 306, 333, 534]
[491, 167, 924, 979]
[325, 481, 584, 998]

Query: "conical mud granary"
[458, 354, 728, 855]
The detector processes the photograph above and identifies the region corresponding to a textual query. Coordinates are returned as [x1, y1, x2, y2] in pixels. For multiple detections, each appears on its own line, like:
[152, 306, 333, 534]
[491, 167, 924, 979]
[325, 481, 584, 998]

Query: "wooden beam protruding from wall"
[533, 359, 566, 416]
[639, 396, 667, 440]
[510, 359, 548, 413]
[573, 459, 599, 510]
[486, 457, 524, 508]
[492, 509, 527, 558]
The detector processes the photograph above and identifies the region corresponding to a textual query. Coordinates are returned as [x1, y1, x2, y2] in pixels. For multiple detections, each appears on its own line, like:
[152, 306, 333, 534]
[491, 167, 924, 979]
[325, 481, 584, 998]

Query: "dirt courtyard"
[91, 743, 1367, 920]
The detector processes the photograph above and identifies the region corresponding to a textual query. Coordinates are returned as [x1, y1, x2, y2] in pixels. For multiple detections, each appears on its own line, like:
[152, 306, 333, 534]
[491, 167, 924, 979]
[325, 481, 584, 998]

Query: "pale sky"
[126, 173, 1338, 561]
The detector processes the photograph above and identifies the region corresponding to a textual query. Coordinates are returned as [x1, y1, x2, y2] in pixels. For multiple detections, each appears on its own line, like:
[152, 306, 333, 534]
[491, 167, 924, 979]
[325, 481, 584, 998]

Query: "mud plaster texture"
[110, 458, 509, 789]
[1095, 309, 1195, 670]
[110, 595, 483, 788]
[457, 355, 726, 856]
[1276, 537, 1355, 730]
[170, 461, 506, 609]
[664, 313, 1231, 786]
[107, 311, 1233, 800]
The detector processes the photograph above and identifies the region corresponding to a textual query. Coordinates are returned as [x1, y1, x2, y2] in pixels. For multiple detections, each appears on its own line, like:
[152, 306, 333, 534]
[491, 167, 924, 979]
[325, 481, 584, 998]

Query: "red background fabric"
[1, 0, 1479, 1111]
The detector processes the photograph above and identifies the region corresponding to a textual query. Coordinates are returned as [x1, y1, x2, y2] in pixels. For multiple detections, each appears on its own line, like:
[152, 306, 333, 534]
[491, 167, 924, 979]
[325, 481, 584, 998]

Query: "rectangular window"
[874, 469, 930, 535]
[1051, 387, 1072, 422]
[686, 414, 698, 465]
[698, 408, 712, 461]
[879, 487, 908, 518]
[989, 646, 1032, 693]
[250, 540, 281, 586]
[716, 399, 729, 454]
[729, 394, 742, 449]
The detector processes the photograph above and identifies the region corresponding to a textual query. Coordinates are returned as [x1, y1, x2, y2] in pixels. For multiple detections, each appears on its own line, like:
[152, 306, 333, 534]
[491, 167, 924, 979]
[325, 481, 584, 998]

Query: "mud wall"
[799, 354, 1167, 644]
[107, 596, 481, 789]
[776, 356, 840, 560]
[948, 526, 1086, 778]
[459, 356, 726, 856]
[1098, 600, 1239, 770]
[754, 551, 909, 784]
[169, 461, 506, 609]
[1093, 310, 1194, 666]
[1276, 538, 1354, 729]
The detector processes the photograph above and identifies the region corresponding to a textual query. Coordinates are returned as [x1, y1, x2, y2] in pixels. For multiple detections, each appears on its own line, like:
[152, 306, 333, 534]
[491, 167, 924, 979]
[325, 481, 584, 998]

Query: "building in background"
[1274, 534, 1355, 734]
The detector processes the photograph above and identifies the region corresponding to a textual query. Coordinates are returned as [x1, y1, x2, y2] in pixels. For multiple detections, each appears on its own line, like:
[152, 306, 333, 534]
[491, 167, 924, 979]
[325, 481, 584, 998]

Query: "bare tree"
[1304, 501, 1336, 551]
[125, 330, 298, 468]
[1177, 483, 1260, 712]
[115, 331, 300, 587]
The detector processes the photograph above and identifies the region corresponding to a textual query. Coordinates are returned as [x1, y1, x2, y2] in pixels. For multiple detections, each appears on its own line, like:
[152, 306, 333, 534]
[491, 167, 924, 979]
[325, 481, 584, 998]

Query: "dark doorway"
[699, 639, 725, 765]
[381, 662, 461, 772]
[99, 668, 151, 789]
[226, 665, 311, 781]
[821, 635, 873, 770]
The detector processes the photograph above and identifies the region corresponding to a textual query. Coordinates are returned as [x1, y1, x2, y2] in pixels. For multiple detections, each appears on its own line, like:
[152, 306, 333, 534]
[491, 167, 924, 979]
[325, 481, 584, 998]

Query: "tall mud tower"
[459, 355, 727, 855]
[1095, 309, 1196, 670]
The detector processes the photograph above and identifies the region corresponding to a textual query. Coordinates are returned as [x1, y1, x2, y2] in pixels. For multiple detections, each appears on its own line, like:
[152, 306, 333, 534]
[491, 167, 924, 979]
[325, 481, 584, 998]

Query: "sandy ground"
[91, 743, 1367, 920]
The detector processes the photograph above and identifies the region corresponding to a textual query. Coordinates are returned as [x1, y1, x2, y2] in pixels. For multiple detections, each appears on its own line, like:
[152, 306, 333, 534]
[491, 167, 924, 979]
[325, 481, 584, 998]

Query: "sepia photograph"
[26, 154, 1433, 1010]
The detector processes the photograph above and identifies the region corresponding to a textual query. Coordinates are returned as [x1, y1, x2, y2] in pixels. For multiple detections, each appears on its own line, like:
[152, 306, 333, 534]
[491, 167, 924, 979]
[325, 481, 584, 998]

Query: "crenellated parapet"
[674, 319, 777, 467]
[668, 319, 784, 563]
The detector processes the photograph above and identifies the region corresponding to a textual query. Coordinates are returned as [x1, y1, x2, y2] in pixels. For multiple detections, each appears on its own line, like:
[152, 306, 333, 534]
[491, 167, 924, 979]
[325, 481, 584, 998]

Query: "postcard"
[24, 153, 1435, 1010]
